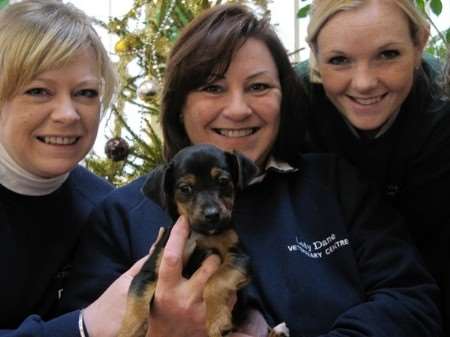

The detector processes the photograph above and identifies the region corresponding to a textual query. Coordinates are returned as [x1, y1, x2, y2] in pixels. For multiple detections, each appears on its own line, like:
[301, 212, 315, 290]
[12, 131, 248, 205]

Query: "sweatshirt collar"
[250, 156, 298, 185]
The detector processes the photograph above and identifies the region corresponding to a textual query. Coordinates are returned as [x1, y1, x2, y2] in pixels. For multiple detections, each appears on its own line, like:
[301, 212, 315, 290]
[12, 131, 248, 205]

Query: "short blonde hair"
[0, 0, 117, 111]
[306, 0, 429, 83]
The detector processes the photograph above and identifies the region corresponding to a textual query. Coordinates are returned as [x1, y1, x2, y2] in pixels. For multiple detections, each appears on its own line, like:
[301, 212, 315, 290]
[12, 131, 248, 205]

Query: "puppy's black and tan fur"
[117, 144, 258, 337]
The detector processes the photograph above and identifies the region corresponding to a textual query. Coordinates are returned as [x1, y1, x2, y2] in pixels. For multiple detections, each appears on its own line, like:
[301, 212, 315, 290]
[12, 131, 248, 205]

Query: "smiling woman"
[298, 0, 450, 332]
[310, 0, 428, 133]
[0, 47, 102, 178]
[0, 0, 121, 336]
[182, 38, 282, 168]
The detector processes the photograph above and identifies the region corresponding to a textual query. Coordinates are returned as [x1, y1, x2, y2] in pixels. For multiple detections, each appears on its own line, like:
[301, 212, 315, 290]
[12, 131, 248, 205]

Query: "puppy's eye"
[178, 184, 193, 195]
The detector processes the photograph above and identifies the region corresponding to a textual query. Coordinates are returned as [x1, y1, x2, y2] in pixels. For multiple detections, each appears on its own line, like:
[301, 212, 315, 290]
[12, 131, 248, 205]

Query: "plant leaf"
[430, 0, 443, 16]
[297, 4, 311, 18]
[0, 0, 8, 9]
[415, 0, 426, 13]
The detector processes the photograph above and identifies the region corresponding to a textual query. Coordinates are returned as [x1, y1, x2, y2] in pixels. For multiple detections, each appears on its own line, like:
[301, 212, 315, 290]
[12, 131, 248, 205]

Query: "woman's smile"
[212, 127, 259, 138]
[36, 135, 80, 145]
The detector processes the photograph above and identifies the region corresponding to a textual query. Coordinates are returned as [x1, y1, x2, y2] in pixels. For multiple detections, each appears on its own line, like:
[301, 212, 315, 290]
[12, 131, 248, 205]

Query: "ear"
[141, 163, 173, 209]
[414, 26, 430, 68]
[225, 151, 259, 190]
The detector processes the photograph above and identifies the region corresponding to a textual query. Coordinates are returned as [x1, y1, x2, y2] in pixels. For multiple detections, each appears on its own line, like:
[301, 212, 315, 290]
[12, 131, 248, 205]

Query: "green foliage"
[0, 0, 8, 9]
[297, 3, 310, 18]
[430, 0, 443, 15]
[426, 27, 450, 60]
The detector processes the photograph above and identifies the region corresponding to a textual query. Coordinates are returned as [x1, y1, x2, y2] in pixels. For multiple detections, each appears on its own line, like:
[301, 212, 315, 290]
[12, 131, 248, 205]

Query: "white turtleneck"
[0, 142, 69, 196]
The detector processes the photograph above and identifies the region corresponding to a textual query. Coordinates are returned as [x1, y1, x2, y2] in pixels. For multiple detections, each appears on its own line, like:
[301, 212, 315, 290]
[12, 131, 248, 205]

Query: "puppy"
[118, 144, 289, 337]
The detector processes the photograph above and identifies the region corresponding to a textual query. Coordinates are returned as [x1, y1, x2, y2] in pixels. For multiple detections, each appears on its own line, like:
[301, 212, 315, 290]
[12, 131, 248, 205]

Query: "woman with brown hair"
[62, 4, 442, 337]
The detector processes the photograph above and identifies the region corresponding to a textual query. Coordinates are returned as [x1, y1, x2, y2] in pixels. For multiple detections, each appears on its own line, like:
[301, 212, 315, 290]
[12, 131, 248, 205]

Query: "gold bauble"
[114, 38, 129, 54]
[114, 35, 141, 54]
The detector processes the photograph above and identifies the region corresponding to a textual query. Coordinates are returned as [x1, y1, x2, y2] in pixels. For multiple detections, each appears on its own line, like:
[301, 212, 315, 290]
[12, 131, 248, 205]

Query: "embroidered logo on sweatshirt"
[287, 233, 349, 258]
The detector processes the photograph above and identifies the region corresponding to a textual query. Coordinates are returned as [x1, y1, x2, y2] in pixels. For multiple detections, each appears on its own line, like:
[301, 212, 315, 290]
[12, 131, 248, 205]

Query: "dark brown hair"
[160, 3, 306, 164]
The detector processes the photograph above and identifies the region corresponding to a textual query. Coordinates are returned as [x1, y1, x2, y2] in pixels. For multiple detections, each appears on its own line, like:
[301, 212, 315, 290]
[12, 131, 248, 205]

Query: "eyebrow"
[31, 77, 101, 87]
[325, 40, 405, 54]
[206, 70, 276, 84]
[246, 70, 273, 80]
[375, 42, 404, 50]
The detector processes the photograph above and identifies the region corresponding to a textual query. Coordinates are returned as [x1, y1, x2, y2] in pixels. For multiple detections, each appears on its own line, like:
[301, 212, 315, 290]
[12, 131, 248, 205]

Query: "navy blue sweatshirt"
[0, 165, 113, 337]
[298, 59, 450, 332]
[61, 154, 442, 337]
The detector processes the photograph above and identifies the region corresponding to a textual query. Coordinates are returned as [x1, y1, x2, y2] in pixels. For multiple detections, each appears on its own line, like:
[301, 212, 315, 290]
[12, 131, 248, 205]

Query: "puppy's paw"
[268, 322, 290, 337]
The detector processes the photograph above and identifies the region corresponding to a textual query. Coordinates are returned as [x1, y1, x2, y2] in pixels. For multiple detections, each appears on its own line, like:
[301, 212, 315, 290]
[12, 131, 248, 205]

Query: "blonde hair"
[0, 0, 117, 111]
[306, 0, 429, 83]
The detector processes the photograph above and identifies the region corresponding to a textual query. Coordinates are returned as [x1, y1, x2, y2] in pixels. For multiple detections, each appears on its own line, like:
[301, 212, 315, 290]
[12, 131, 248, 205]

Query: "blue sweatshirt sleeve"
[0, 311, 80, 337]
[59, 178, 168, 312]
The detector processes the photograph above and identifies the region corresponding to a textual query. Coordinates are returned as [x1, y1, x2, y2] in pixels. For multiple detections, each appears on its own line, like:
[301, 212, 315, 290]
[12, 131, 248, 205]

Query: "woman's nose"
[222, 92, 252, 120]
[351, 65, 379, 93]
[51, 97, 80, 124]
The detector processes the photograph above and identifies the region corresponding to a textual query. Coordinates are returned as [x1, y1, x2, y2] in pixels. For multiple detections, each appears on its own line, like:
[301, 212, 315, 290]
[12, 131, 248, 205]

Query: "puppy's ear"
[226, 151, 259, 190]
[141, 163, 173, 209]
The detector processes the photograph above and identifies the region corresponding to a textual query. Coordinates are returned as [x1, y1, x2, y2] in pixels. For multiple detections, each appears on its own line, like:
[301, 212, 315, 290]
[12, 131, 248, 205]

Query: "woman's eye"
[25, 87, 50, 96]
[199, 84, 223, 94]
[380, 50, 400, 60]
[249, 83, 270, 92]
[76, 89, 99, 98]
[328, 56, 350, 66]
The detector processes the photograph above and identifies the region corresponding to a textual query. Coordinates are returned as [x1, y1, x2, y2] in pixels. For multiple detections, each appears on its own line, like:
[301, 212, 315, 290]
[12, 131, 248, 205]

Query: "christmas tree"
[0, 0, 8, 9]
[87, 0, 271, 185]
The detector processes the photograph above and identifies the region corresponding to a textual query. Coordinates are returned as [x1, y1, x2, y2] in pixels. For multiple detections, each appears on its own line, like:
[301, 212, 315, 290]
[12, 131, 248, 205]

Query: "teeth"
[216, 128, 255, 138]
[352, 95, 383, 105]
[40, 136, 78, 145]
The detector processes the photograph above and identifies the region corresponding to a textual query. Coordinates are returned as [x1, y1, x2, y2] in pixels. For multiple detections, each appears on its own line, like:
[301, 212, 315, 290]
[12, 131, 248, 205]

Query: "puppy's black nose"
[204, 206, 220, 223]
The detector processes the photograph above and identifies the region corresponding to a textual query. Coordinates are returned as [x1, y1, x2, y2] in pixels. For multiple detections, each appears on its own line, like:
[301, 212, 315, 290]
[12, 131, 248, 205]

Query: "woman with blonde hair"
[0, 1, 145, 336]
[299, 0, 450, 332]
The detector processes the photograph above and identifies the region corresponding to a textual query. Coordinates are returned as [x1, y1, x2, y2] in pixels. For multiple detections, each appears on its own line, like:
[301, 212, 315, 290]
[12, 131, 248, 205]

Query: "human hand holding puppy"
[147, 217, 269, 337]
[146, 216, 221, 337]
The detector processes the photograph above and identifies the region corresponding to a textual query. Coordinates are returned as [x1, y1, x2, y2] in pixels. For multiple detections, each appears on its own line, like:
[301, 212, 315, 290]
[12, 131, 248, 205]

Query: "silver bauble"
[137, 79, 159, 100]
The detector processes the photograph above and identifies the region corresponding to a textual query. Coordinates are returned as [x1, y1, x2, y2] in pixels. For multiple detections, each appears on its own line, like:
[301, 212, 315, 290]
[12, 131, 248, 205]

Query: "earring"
[179, 113, 184, 123]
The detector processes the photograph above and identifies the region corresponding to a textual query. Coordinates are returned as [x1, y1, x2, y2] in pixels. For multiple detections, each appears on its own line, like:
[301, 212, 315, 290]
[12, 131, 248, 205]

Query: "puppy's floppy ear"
[225, 151, 259, 190]
[141, 163, 173, 209]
